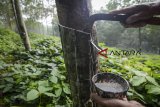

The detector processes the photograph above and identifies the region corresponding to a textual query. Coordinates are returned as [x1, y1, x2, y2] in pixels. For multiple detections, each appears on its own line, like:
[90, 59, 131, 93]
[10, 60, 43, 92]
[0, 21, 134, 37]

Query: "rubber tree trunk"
[55, 0, 98, 107]
[11, 0, 31, 51]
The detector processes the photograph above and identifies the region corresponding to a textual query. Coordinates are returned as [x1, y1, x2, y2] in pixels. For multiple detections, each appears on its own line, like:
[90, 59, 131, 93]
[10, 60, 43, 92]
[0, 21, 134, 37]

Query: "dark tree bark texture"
[55, 0, 98, 107]
[59, 25, 97, 107]
[55, 0, 92, 31]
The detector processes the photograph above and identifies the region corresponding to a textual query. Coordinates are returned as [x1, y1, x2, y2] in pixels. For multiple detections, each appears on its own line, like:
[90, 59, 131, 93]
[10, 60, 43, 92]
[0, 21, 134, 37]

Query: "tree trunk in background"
[55, 0, 98, 107]
[138, 28, 142, 49]
[11, 0, 31, 51]
[6, 12, 12, 30]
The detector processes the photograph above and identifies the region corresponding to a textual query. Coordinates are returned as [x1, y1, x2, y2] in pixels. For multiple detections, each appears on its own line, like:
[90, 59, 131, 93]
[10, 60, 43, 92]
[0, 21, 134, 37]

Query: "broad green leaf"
[4, 77, 14, 83]
[38, 80, 49, 87]
[50, 68, 59, 76]
[3, 86, 12, 93]
[146, 76, 159, 86]
[53, 84, 61, 89]
[124, 66, 147, 76]
[55, 88, 62, 97]
[145, 85, 160, 95]
[47, 63, 55, 68]
[130, 76, 146, 86]
[27, 89, 39, 101]
[44, 92, 55, 97]
[32, 71, 42, 76]
[38, 86, 52, 93]
[49, 76, 58, 83]
[14, 94, 26, 101]
[60, 75, 66, 80]
[63, 85, 71, 94]
[30, 66, 36, 72]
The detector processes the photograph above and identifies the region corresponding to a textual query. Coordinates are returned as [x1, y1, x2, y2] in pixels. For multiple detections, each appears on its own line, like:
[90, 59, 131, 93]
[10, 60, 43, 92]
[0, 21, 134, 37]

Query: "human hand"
[110, 2, 160, 28]
[91, 93, 145, 107]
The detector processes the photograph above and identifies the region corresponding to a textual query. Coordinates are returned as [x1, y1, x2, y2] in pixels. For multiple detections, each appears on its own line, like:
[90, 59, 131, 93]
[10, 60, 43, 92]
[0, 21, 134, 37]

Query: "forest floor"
[0, 28, 160, 107]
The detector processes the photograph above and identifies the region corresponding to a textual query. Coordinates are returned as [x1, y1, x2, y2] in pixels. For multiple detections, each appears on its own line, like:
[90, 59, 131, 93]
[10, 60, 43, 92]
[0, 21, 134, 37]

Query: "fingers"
[91, 93, 129, 107]
[121, 17, 160, 28]
[147, 17, 160, 25]
[129, 101, 145, 107]
[91, 93, 107, 104]
[91, 93, 145, 107]
[109, 4, 155, 28]
[122, 97, 128, 101]
[109, 5, 149, 15]
[121, 21, 147, 28]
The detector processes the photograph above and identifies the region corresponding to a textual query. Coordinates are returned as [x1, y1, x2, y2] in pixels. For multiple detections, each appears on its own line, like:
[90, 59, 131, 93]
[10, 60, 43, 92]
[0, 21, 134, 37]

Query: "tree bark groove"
[59, 25, 98, 107]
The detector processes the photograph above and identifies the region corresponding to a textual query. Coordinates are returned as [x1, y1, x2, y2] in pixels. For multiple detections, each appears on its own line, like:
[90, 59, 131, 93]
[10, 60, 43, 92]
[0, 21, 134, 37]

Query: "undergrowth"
[0, 29, 160, 107]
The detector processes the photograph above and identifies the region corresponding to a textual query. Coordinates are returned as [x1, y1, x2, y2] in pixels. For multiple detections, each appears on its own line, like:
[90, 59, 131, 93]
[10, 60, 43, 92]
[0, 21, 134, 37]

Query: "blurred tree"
[21, 0, 55, 21]
[0, 0, 14, 29]
[21, 0, 57, 35]
[11, 0, 31, 51]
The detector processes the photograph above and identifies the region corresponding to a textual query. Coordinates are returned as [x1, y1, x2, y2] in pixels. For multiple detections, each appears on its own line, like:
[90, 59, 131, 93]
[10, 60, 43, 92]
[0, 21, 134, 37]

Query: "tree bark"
[11, 0, 31, 51]
[55, 0, 98, 107]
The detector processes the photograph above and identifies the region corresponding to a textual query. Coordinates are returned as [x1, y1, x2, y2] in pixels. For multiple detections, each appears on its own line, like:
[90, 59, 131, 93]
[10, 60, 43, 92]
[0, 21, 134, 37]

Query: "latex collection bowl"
[92, 72, 129, 99]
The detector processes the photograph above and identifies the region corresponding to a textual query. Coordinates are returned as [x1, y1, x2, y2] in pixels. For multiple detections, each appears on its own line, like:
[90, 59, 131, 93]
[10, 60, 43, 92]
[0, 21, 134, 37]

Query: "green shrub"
[0, 36, 72, 107]
[1, 29, 160, 107]
[0, 28, 22, 53]
[0, 29, 48, 53]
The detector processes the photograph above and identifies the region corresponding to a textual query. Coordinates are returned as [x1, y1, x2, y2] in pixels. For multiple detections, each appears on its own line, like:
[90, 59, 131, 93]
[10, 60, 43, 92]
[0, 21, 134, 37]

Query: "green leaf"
[44, 92, 55, 97]
[4, 77, 14, 83]
[55, 88, 62, 97]
[0, 85, 5, 89]
[27, 89, 39, 101]
[145, 85, 160, 95]
[124, 66, 147, 76]
[32, 71, 42, 76]
[38, 80, 49, 87]
[146, 76, 159, 86]
[130, 76, 146, 86]
[51, 68, 59, 76]
[129, 88, 145, 100]
[38, 86, 52, 93]
[127, 91, 133, 96]
[10, 106, 21, 107]
[49, 76, 58, 83]
[63, 85, 71, 94]
[60, 75, 66, 80]
[3, 86, 12, 93]
[46, 104, 53, 107]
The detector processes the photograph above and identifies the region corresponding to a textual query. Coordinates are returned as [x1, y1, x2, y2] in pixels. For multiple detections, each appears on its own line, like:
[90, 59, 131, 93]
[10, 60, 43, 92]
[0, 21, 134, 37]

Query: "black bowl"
[92, 72, 129, 99]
